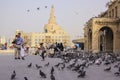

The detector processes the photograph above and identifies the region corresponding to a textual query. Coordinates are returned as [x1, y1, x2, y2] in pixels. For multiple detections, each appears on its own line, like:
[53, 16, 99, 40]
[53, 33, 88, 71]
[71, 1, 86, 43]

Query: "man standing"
[12, 35, 18, 59]
[15, 33, 23, 59]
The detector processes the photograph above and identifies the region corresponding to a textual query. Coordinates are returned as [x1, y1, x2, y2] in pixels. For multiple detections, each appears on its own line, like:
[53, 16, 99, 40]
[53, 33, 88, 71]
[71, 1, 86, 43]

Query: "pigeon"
[104, 66, 111, 71]
[44, 62, 49, 67]
[27, 63, 32, 68]
[11, 70, 16, 80]
[27, 10, 30, 12]
[67, 62, 76, 69]
[104, 61, 110, 65]
[50, 74, 55, 80]
[114, 64, 119, 68]
[36, 64, 42, 69]
[61, 64, 65, 70]
[78, 66, 84, 74]
[77, 71, 86, 78]
[45, 6, 47, 8]
[54, 63, 60, 68]
[51, 66, 54, 74]
[24, 77, 28, 80]
[118, 67, 120, 72]
[37, 7, 40, 10]
[39, 70, 46, 78]
[114, 72, 120, 76]
[72, 64, 81, 71]
[75, 12, 79, 15]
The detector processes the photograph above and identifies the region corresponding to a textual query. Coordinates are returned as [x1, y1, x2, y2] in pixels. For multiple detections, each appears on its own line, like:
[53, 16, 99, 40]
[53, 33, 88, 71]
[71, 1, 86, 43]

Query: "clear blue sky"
[0, 0, 110, 40]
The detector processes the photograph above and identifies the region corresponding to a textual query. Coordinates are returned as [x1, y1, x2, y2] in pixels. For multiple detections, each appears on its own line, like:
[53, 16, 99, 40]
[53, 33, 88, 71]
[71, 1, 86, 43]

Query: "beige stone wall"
[107, 0, 120, 18]
[85, 18, 120, 53]
[84, 0, 120, 53]
[84, 18, 120, 53]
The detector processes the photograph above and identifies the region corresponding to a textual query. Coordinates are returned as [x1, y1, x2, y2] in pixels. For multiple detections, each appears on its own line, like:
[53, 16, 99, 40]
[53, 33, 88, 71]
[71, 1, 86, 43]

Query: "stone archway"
[98, 27, 113, 53]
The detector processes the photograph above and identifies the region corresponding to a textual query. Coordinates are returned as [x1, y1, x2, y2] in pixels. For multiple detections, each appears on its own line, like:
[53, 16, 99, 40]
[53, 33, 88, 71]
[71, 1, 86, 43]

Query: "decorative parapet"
[72, 38, 84, 43]
[106, 0, 120, 7]
[95, 18, 120, 25]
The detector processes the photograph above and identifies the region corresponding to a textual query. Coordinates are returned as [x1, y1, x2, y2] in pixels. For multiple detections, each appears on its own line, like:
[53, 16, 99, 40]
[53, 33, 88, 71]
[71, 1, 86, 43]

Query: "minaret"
[48, 5, 57, 24]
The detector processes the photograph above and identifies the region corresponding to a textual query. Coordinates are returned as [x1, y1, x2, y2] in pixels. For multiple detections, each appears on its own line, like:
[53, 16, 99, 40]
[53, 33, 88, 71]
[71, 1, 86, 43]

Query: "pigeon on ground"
[11, 70, 16, 80]
[36, 64, 42, 69]
[50, 74, 55, 80]
[24, 77, 28, 80]
[44, 62, 49, 67]
[77, 71, 86, 78]
[27, 63, 32, 68]
[104, 66, 111, 71]
[54, 63, 60, 68]
[39, 70, 46, 78]
[118, 67, 120, 72]
[114, 72, 120, 76]
[51, 66, 54, 74]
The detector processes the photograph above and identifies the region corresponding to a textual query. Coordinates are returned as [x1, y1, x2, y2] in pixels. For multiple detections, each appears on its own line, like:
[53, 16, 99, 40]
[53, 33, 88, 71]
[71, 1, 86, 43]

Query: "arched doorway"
[99, 27, 113, 52]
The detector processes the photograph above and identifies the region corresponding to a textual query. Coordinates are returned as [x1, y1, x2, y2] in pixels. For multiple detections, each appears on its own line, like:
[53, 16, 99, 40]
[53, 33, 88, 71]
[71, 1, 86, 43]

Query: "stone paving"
[0, 54, 120, 80]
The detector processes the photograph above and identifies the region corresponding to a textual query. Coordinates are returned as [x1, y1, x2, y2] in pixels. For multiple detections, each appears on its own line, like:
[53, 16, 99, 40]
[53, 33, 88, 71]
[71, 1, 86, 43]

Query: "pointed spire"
[48, 5, 57, 24]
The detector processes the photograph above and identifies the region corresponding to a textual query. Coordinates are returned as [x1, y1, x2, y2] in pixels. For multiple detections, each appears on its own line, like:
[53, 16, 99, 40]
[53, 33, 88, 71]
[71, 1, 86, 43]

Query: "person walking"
[39, 43, 46, 61]
[20, 44, 25, 60]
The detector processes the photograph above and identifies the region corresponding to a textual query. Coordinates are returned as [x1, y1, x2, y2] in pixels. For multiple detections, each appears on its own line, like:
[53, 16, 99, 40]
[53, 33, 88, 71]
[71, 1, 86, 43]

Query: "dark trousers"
[41, 51, 46, 60]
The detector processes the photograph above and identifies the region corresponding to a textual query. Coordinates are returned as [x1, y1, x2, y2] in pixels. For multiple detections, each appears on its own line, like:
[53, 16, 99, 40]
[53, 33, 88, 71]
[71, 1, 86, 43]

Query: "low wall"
[0, 50, 14, 54]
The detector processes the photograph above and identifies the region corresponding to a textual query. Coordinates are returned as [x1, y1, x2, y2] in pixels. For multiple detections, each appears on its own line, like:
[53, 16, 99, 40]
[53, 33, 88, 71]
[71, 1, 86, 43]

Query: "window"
[109, 11, 111, 18]
[115, 6, 118, 18]
[35, 42, 37, 44]
[112, 9, 114, 18]
[35, 39, 37, 41]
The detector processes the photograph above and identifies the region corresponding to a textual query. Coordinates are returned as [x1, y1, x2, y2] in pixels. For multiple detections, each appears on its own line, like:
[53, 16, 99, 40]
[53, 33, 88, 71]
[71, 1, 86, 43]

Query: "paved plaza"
[0, 53, 120, 80]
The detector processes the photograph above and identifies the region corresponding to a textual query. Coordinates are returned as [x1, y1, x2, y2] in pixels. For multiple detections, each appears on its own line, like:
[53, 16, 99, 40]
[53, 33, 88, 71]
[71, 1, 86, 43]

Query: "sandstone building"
[84, 0, 120, 53]
[12, 5, 70, 47]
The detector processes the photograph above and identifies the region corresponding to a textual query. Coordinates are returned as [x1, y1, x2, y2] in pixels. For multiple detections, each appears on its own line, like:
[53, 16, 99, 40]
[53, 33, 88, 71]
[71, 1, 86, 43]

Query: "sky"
[0, 0, 110, 40]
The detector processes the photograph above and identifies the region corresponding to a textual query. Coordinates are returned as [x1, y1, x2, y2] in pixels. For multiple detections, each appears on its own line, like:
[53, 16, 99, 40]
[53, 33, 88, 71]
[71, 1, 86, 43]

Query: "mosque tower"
[48, 5, 57, 24]
[43, 5, 70, 45]
[44, 5, 61, 33]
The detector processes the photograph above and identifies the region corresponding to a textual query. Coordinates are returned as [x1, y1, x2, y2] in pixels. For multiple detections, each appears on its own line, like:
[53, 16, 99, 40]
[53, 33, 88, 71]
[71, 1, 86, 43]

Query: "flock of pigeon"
[10, 52, 120, 80]
[26, 5, 79, 15]
[27, 6, 48, 12]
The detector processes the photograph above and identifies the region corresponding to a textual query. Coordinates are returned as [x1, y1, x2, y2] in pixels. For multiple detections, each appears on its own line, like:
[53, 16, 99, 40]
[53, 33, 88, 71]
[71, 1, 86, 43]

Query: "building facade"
[11, 5, 70, 47]
[0, 36, 7, 45]
[84, 0, 120, 53]
[72, 38, 84, 50]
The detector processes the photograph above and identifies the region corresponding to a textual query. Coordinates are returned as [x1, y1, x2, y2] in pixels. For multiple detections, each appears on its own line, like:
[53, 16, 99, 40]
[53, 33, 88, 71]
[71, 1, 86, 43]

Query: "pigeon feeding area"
[0, 53, 120, 80]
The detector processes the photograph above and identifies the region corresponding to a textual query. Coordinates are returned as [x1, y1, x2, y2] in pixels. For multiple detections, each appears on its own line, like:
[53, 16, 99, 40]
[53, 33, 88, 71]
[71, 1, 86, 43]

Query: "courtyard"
[0, 53, 120, 80]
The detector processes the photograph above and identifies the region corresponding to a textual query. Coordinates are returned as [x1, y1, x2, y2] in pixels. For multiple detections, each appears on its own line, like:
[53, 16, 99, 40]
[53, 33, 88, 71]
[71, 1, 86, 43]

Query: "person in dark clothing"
[59, 43, 64, 51]
[12, 35, 19, 59]
[39, 43, 46, 61]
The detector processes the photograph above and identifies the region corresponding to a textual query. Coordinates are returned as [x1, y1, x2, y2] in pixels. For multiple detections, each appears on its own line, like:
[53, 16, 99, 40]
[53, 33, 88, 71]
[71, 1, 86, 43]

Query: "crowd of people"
[11, 32, 67, 61]
[0, 43, 7, 50]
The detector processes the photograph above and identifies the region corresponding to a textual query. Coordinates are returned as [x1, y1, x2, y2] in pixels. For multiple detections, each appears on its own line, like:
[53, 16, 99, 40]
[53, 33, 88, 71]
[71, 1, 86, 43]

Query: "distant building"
[0, 36, 7, 49]
[72, 38, 84, 50]
[84, 0, 120, 53]
[0, 36, 7, 44]
[11, 5, 70, 47]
